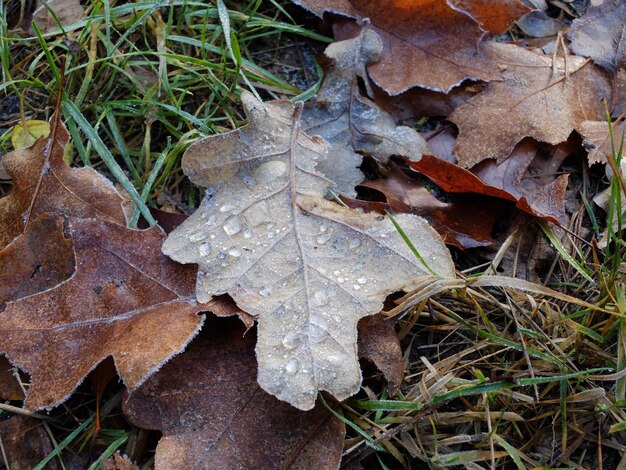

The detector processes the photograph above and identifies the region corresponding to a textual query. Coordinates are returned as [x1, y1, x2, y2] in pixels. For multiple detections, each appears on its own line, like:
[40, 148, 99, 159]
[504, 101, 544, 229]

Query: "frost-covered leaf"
[301, 29, 430, 197]
[0, 219, 205, 410]
[449, 43, 610, 168]
[0, 115, 126, 250]
[567, 0, 626, 73]
[291, 0, 508, 93]
[162, 92, 454, 410]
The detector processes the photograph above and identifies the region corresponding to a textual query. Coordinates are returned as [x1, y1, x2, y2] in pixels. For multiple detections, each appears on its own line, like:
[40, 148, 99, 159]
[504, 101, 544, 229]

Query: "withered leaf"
[0, 219, 205, 410]
[579, 119, 626, 165]
[0, 214, 74, 310]
[0, 118, 126, 249]
[0, 416, 58, 470]
[567, 0, 626, 73]
[292, 0, 501, 93]
[410, 141, 569, 224]
[0, 355, 24, 401]
[162, 92, 455, 410]
[357, 314, 403, 394]
[301, 29, 429, 196]
[360, 162, 502, 248]
[31, 0, 84, 34]
[123, 317, 345, 470]
[449, 43, 611, 168]
[448, 0, 531, 34]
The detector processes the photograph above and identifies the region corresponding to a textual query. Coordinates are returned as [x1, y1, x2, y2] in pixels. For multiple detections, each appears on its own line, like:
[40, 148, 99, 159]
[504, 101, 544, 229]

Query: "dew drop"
[243, 228, 253, 239]
[357, 277, 367, 284]
[353, 284, 361, 290]
[199, 242, 211, 256]
[206, 214, 217, 226]
[228, 247, 241, 257]
[316, 233, 332, 245]
[259, 285, 272, 297]
[217, 251, 227, 259]
[285, 359, 299, 375]
[282, 332, 302, 350]
[337, 277, 345, 284]
[349, 237, 361, 249]
[333, 270, 341, 276]
[332, 314, 341, 323]
[223, 215, 243, 236]
[318, 223, 328, 233]
[312, 290, 329, 307]
[188, 231, 207, 242]
[219, 204, 234, 213]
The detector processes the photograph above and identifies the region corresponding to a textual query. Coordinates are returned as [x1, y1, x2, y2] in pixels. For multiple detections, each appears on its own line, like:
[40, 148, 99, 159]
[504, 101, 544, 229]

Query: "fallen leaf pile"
[3, 0, 626, 467]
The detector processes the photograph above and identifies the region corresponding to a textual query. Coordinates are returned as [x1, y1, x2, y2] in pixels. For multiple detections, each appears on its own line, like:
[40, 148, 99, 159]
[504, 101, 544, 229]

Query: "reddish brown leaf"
[449, 43, 611, 168]
[123, 317, 346, 470]
[567, 0, 626, 73]
[344, 164, 503, 249]
[0, 355, 24, 401]
[293, 0, 502, 93]
[357, 314, 403, 394]
[360, 163, 449, 214]
[0, 416, 58, 469]
[449, 0, 531, 34]
[0, 219, 204, 410]
[0, 116, 127, 249]
[0, 214, 74, 311]
[409, 140, 569, 224]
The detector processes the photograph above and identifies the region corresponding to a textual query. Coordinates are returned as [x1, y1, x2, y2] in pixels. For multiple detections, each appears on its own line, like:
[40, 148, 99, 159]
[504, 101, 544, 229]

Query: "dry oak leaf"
[0, 416, 58, 470]
[0, 218, 205, 410]
[360, 162, 504, 248]
[292, 0, 503, 93]
[0, 117, 126, 250]
[448, 0, 531, 35]
[162, 92, 455, 410]
[357, 314, 403, 394]
[449, 42, 611, 168]
[567, 0, 626, 73]
[123, 317, 345, 470]
[0, 214, 74, 311]
[0, 355, 24, 401]
[301, 29, 429, 197]
[579, 119, 626, 165]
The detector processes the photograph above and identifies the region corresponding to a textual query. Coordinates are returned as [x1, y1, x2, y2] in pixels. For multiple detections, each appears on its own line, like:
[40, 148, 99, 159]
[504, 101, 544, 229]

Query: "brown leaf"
[357, 314, 403, 393]
[0, 356, 24, 401]
[301, 29, 429, 197]
[0, 416, 58, 469]
[0, 117, 126, 250]
[0, 214, 74, 311]
[292, 0, 502, 93]
[30, 0, 85, 34]
[449, 0, 531, 34]
[0, 219, 205, 410]
[579, 119, 626, 165]
[357, 163, 504, 248]
[100, 452, 139, 470]
[449, 42, 611, 167]
[162, 92, 455, 410]
[123, 317, 346, 470]
[567, 0, 626, 72]
[410, 140, 569, 224]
